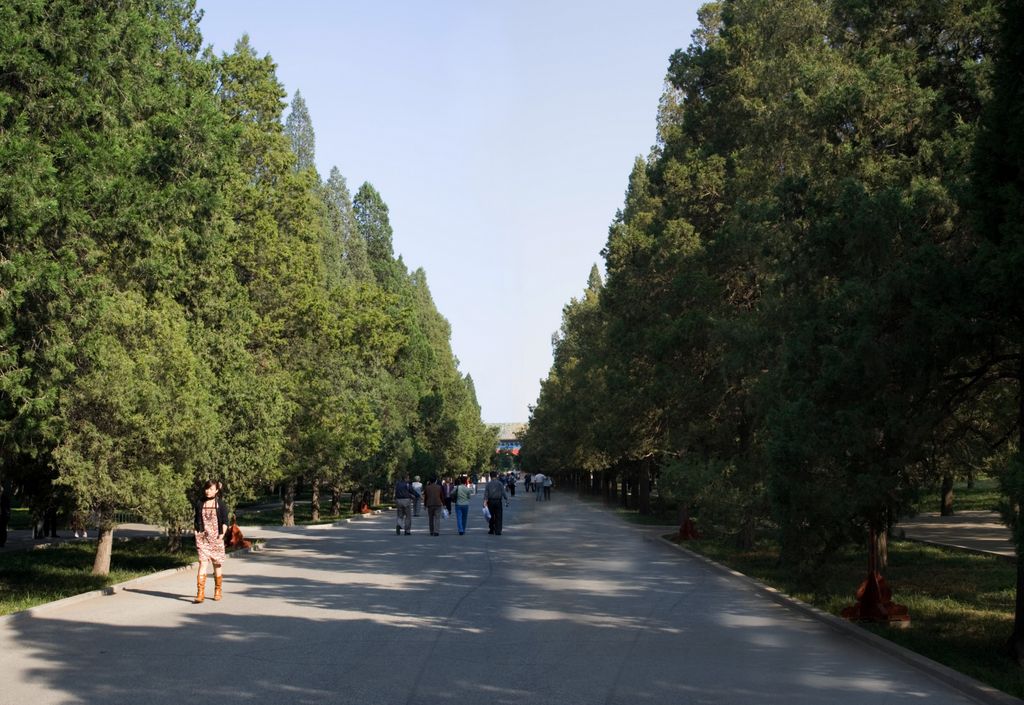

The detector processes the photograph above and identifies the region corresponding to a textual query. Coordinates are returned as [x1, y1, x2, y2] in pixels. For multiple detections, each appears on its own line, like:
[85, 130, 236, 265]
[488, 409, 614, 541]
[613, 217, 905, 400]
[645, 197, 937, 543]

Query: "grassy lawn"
[912, 475, 1003, 514]
[675, 535, 1022, 698]
[233, 503, 367, 526]
[576, 493, 679, 526]
[8, 507, 32, 530]
[612, 506, 678, 526]
[0, 538, 195, 616]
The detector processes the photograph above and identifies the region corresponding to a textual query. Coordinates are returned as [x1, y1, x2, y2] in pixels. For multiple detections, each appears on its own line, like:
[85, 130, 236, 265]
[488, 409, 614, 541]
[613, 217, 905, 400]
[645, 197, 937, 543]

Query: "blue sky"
[195, 1, 702, 423]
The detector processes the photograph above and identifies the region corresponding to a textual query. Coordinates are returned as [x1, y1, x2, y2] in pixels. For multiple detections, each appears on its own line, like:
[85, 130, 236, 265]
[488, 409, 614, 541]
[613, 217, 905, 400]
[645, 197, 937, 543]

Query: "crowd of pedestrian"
[524, 472, 553, 500]
[392, 470, 533, 536]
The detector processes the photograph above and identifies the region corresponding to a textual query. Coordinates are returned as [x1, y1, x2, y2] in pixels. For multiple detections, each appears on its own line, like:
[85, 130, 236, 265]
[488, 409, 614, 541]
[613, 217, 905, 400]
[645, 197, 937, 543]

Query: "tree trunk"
[877, 527, 888, 570]
[372, 489, 381, 506]
[1010, 352, 1024, 664]
[331, 485, 342, 516]
[311, 476, 320, 522]
[940, 474, 954, 516]
[620, 474, 630, 509]
[92, 526, 114, 576]
[735, 512, 755, 550]
[282, 480, 296, 527]
[638, 457, 652, 515]
[166, 526, 182, 553]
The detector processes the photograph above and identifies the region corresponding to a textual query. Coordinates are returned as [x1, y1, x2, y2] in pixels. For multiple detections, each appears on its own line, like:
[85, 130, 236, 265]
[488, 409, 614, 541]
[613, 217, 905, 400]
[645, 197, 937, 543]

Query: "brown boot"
[194, 574, 206, 603]
[213, 575, 223, 601]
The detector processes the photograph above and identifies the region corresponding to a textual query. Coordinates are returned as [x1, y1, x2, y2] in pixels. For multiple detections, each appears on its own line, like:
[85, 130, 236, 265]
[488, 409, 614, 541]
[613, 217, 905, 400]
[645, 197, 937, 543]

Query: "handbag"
[482, 505, 491, 520]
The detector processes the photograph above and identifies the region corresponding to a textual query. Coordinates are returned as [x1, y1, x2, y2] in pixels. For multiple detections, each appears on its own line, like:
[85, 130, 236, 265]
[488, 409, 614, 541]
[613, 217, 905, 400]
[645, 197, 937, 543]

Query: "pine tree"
[285, 90, 316, 174]
[969, 0, 1024, 662]
[353, 182, 396, 283]
[323, 166, 372, 282]
[0, 0, 284, 573]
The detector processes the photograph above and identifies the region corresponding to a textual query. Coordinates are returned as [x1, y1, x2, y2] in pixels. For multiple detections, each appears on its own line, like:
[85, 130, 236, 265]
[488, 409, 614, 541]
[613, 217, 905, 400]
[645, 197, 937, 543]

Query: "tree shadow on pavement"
[0, 493, 981, 705]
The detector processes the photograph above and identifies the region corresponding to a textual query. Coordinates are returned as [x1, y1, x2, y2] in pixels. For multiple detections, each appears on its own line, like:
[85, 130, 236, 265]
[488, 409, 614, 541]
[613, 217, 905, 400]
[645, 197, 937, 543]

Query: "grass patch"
[575, 493, 678, 525]
[8, 507, 32, 530]
[913, 476, 1002, 514]
[676, 535, 1022, 698]
[233, 502, 393, 526]
[0, 538, 195, 616]
[612, 507, 678, 526]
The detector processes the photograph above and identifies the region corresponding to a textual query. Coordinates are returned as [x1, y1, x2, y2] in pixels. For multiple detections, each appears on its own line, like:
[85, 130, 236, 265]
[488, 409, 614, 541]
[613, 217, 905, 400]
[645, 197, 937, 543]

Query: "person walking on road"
[543, 475, 553, 501]
[423, 477, 444, 536]
[532, 473, 546, 501]
[394, 475, 416, 535]
[411, 475, 424, 517]
[193, 480, 228, 603]
[484, 472, 510, 535]
[441, 476, 454, 515]
[453, 475, 474, 535]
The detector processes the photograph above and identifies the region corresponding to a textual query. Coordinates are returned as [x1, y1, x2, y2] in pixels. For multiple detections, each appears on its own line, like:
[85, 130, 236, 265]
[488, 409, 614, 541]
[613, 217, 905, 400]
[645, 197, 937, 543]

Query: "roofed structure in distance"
[495, 422, 527, 454]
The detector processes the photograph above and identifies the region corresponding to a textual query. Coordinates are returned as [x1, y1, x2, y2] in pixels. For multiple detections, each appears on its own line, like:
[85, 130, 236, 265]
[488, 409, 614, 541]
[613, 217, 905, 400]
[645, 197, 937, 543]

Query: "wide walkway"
[898, 510, 1014, 558]
[0, 491, 1002, 705]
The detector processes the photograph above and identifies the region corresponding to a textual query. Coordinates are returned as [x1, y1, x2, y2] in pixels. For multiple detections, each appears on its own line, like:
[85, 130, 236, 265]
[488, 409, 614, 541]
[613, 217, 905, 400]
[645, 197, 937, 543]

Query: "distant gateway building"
[495, 422, 527, 455]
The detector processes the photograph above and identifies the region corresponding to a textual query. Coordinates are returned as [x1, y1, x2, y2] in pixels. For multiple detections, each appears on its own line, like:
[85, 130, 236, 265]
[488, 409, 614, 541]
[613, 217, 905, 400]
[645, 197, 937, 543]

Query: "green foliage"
[0, 538, 195, 616]
[322, 166, 372, 283]
[525, 0, 1011, 577]
[353, 182, 396, 282]
[970, 0, 1024, 551]
[54, 293, 220, 529]
[285, 90, 317, 174]
[1, 2, 487, 560]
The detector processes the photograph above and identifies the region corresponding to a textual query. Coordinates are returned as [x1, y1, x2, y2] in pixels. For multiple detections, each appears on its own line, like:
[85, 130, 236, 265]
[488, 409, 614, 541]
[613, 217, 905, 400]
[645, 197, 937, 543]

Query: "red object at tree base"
[678, 517, 701, 540]
[842, 527, 910, 627]
[841, 570, 910, 627]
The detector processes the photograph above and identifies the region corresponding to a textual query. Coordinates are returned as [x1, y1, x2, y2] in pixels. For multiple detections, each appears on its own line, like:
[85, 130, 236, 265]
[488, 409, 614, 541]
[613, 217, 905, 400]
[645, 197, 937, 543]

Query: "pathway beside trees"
[0, 493, 1000, 705]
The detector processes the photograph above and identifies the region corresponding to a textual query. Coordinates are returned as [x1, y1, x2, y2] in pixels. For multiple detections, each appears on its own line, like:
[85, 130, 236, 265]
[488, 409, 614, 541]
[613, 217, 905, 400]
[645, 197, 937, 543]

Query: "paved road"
[0, 491, 995, 705]
[898, 511, 1014, 558]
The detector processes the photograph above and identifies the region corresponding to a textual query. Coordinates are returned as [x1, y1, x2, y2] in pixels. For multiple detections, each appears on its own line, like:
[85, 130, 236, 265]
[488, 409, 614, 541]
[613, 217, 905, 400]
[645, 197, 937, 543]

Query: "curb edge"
[0, 544, 263, 624]
[657, 535, 1023, 705]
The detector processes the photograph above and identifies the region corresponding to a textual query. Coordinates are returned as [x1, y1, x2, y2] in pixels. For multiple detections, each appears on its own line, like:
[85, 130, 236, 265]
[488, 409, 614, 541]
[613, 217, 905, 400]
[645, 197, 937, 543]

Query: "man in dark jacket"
[394, 475, 415, 535]
[423, 478, 445, 536]
[483, 472, 510, 535]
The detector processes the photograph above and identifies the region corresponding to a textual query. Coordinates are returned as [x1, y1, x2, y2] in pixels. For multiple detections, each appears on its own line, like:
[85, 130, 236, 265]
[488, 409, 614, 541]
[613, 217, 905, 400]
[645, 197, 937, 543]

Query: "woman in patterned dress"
[193, 480, 228, 603]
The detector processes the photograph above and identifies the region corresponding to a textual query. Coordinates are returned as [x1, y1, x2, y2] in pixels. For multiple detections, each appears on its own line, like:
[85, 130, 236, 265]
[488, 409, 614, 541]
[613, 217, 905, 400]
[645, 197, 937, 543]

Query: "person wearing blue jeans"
[453, 475, 474, 535]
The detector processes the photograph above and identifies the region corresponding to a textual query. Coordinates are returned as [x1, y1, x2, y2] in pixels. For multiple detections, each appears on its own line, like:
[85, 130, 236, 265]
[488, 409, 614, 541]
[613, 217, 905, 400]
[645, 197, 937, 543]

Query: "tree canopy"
[522, 0, 1014, 621]
[0, 0, 491, 571]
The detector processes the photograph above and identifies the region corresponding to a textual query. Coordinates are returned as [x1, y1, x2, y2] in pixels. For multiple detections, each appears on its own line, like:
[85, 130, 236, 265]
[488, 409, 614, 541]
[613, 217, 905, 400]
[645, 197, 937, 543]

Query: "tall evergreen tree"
[285, 89, 316, 174]
[323, 166, 372, 283]
[969, 0, 1024, 662]
[353, 182, 396, 283]
[0, 0, 290, 573]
